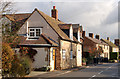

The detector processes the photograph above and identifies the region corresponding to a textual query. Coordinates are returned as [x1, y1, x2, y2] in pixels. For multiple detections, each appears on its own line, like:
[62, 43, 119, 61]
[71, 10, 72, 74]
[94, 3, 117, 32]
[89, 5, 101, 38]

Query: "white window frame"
[29, 28, 42, 38]
[62, 49, 66, 59]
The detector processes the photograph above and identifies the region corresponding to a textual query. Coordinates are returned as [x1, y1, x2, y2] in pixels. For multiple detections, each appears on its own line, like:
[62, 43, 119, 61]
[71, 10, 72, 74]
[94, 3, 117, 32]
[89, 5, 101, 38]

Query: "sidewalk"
[26, 63, 109, 77]
[26, 66, 87, 77]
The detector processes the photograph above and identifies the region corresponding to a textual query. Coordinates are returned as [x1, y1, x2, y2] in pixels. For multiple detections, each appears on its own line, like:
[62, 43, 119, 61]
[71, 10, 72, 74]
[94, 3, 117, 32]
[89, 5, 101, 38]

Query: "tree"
[2, 43, 14, 77]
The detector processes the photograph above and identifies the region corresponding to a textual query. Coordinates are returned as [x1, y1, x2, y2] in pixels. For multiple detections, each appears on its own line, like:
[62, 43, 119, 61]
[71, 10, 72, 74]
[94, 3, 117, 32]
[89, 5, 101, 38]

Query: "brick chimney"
[95, 34, 100, 40]
[69, 24, 73, 40]
[114, 39, 120, 46]
[82, 31, 85, 37]
[51, 6, 58, 20]
[89, 33, 94, 38]
[107, 37, 110, 41]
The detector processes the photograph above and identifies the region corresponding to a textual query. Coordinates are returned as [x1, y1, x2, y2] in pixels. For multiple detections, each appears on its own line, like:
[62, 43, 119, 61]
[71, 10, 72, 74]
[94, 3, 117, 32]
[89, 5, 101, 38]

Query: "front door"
[53, 49, 56, 69]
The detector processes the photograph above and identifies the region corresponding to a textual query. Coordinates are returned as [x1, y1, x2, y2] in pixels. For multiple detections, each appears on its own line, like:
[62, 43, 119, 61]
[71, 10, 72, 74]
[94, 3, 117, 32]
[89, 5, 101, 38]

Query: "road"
[34, 63, 120, 79]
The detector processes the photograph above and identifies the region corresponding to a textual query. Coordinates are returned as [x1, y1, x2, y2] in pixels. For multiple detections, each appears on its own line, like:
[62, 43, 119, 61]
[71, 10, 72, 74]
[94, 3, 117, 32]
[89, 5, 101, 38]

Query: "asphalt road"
[55, 63, 119, 77]
[34, 63, 120, 79]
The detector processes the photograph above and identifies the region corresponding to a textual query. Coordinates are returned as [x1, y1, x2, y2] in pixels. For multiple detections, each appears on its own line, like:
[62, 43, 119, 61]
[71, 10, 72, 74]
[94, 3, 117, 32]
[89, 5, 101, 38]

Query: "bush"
[2, 43, 32, 77]
[34, 66, 51, 71]
[82, 58, 87, 63]
[20, 56, 32, 75]
[2, 43, 14, 77]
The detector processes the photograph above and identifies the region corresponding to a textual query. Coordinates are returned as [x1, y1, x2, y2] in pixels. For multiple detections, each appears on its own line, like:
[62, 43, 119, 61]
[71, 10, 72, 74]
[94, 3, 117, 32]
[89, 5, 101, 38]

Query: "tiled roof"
[58, 24, 83, 32]
[19, 34, 58, 46]
[35, 8, 71, 41]
[101, 39, 118, 47]
[4, 13, 31, 21]
[3, 13, 31, 32]
[86, 36, 108, 45]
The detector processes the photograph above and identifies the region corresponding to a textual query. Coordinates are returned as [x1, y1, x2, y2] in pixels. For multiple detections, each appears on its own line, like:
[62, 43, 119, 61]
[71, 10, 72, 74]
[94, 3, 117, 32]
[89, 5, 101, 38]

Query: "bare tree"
[0, 0, 14, 14]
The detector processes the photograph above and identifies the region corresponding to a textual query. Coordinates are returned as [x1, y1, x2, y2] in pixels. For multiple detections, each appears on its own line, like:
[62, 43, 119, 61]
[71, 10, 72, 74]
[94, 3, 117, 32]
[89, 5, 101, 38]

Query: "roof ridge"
[35, 8, 71, 40]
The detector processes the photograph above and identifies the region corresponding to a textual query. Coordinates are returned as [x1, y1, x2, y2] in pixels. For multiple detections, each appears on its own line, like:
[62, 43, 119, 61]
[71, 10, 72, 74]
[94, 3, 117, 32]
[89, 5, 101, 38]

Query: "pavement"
[26, 65, 87, 77]
[26, 64, 98, 77]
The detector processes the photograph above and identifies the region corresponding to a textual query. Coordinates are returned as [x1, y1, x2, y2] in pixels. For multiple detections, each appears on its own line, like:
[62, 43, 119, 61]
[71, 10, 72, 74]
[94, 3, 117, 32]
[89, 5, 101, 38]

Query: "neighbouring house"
[82, 31, 110, 62]
[2, 6, 83, 71]
[101, 37, 119, 60]
[114, 39, 120, 52]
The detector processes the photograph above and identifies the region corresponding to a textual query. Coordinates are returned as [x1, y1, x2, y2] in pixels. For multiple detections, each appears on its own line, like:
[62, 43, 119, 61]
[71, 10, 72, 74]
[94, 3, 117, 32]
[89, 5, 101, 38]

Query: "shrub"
[2, 43, 32, 77]
[2, 43, 14, 77]
[82, 58, 87, 63]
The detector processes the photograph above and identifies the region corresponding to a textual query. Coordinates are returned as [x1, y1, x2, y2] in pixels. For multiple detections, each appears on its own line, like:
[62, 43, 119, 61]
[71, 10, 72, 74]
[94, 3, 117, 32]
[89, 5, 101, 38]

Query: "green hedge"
[110, 52, 119, 60]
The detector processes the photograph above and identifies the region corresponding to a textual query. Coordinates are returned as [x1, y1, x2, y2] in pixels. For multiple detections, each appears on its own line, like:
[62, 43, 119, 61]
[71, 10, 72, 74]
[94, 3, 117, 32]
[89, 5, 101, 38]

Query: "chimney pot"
[53, 6, 56, 9]
[89, 33, 94, 38]
[95, 34, 100, 40]
[107, 37, 110, 41]
[51, 6, 58, 20]
[82, 31, 85, 37]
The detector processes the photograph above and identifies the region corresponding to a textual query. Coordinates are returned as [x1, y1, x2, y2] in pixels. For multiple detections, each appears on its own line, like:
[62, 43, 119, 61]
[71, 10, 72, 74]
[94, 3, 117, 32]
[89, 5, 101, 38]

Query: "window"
[62, 49, 66, 59]
[70, 51, 73, 59]
[29, 28, 42, 37]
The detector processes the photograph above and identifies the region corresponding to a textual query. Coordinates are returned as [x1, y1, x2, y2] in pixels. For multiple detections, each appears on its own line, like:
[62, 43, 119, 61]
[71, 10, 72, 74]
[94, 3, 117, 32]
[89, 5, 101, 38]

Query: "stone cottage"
[2, 6, 83, 71]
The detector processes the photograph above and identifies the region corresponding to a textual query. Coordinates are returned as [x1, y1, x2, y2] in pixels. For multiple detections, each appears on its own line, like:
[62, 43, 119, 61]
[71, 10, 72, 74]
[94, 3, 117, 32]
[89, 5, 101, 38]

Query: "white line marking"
[109, 67, 111, 68]
[49, 71, 71, 77]
[92, 75, 96, 77]
[98, 71, 103, 74]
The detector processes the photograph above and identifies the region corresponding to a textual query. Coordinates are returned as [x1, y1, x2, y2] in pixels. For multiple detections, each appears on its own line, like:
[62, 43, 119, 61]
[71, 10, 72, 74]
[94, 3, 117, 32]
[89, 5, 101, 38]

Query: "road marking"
[92, 75, 96, 77]
[49, 71, 71, 77]
[98, 71, 103, 74]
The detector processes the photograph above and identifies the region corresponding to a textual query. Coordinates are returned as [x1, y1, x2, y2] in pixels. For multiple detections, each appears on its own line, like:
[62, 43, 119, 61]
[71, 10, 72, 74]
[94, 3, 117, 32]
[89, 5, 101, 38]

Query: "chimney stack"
[114, 39, 120, 46]
[82, 31, 85, 37]
[89, 33, 94, 38]
[107, 37, 110, 41]
[51, 6, 58, 20]
[95, 34, 100, 40]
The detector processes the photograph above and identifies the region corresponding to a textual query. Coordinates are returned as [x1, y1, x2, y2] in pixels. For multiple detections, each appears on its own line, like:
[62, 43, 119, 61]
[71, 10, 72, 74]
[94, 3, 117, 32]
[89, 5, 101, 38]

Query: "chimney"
[51, 6, 58, 20]
[69, 24, 73, 40]
[114, 39, 119, 46]
[107, 37, 110, 41]
[89, 33, 94, 38]
[95, 34, 100, 40]
[82, 31, 85, 37]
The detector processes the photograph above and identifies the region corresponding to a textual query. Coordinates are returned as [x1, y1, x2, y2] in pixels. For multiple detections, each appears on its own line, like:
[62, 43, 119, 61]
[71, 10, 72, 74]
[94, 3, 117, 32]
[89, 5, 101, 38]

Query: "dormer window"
[29, 28, 42, 38]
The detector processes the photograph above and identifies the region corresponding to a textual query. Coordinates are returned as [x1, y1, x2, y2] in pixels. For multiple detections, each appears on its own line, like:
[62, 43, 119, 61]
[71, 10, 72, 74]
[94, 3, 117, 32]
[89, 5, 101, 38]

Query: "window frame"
[29, 28, 42, 38]
[62, 49, 66, 59]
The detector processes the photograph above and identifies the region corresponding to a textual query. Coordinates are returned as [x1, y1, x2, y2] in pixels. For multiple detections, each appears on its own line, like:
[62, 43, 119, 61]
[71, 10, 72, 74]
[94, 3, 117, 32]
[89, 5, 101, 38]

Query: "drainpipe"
[27, 21, 29, 38]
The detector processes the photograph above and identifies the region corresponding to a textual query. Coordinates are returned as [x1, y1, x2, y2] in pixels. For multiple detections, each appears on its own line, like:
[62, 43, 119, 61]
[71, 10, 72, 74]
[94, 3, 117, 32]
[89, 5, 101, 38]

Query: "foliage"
[19, 47, 37, 62]
[2, 43, 32, 77]
[82, 57, 87, 63]
[34, 66, 51, 71]
[10, 55, 32, 76]
[88, 46, 103, 58]
[2, 43, 14, 76]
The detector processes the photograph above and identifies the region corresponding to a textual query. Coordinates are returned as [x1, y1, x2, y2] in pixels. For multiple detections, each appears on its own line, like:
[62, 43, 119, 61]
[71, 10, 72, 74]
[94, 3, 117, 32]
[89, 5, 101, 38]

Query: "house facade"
[83, 31, 110, 60]
[101, 37, 119, 60]
[2, 6, 83, 71]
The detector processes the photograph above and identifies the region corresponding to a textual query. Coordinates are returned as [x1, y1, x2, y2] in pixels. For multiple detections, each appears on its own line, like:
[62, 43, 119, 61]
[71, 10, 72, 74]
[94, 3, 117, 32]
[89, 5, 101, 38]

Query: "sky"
[10, 0, 119, 42]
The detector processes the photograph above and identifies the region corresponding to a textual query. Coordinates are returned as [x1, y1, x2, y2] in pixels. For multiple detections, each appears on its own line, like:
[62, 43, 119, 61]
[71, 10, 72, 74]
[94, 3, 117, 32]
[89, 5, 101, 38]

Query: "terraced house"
[82, 31, 110, 61]
[2, 6, 83, 71]
[101, 37, 119, 60]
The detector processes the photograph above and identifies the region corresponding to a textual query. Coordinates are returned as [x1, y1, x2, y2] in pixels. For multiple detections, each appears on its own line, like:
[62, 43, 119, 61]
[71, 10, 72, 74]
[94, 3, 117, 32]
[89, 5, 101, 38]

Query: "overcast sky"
[11, 0, 119, 42]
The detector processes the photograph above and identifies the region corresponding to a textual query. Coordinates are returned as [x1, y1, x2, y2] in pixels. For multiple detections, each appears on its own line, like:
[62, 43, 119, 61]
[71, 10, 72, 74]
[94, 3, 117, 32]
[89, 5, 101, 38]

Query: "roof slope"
[86, 37, 107, 45]
[4, 13, 31, 21]
[101, 39, 118, 47]
[3, 13, 31, 32]
[35, 8, 71, 41]
[19, 34, 58, 46]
